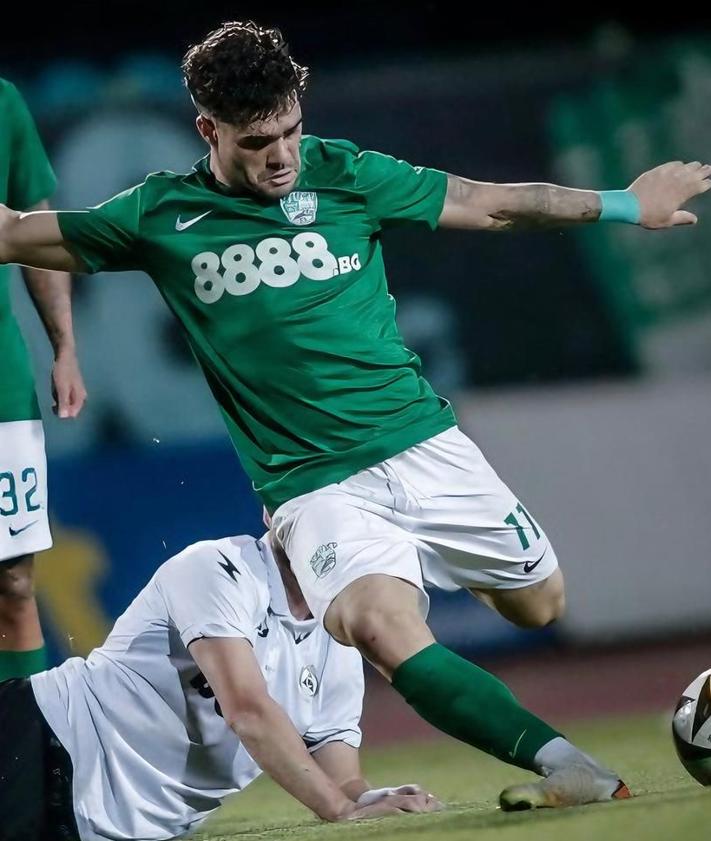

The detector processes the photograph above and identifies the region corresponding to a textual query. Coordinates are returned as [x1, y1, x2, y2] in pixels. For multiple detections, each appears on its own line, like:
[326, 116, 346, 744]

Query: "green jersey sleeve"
[56, 185, 143, 273]
[352, 148, 448, 230]
[4, 81, 57, 209]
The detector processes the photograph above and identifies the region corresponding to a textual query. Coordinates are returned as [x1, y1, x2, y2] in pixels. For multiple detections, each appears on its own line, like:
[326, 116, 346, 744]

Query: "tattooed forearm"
[489, 184, 601, 229]
[439, 175, 603, 230]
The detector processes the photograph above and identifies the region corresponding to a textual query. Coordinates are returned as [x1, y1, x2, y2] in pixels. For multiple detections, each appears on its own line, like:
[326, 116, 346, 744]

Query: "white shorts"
[0, 420, 52, 562]
[273, 426, 559, 623]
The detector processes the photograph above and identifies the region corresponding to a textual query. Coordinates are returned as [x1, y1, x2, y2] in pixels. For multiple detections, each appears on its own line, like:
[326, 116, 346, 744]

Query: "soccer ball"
[672, 668, 711, 785]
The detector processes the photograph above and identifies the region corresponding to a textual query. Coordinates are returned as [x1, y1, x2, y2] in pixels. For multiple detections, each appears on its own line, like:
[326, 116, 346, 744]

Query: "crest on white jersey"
[310, 543, 337, 578]
[280, 191, 318, 226]
[299, 665, 319, 697]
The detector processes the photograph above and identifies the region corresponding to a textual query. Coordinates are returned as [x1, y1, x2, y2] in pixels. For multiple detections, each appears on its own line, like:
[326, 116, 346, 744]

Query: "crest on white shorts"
[299, 665, 319, 697]
[309, 542, 337, 578]
[280, 191, 318, 226]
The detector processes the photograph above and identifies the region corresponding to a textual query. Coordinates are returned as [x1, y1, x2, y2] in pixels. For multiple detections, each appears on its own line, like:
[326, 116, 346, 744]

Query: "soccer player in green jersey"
[0, 79, 86, 682]
[0, 22, 708, 809]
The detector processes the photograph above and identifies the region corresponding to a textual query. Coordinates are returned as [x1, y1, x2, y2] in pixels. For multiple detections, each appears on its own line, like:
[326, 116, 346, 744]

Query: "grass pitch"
[193, 714, 710, 841]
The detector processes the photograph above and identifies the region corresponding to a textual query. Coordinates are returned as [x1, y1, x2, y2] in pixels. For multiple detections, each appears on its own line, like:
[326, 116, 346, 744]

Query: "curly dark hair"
[182, 21, 309, 127]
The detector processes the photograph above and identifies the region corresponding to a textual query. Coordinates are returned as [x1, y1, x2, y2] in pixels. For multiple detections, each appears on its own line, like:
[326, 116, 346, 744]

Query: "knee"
[325, 578, 433, 677]
[346, 604, 433, 678]
[515, 588, 566, 629]
[0, 556, 36, 605]
[345, 604, 415, 649]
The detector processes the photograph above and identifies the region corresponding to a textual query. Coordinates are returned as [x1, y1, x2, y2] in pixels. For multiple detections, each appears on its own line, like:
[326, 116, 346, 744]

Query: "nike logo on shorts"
[175, 210, 212, 231]
[9, 521, 38, 537]
[523, 546, 548, 574]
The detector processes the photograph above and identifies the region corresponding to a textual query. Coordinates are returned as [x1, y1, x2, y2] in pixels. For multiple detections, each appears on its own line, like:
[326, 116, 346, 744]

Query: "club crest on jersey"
[309, 543, 337, 578]
[299, 665, 319, 697]
[280, 191, 318, 226]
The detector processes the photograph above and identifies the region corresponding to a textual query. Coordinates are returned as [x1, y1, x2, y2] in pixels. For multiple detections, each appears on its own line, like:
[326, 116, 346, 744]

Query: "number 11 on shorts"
[504, 502, 541, 551]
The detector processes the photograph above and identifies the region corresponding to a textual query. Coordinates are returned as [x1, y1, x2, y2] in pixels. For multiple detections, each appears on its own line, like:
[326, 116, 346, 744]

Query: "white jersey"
[31, 535, 364, 841]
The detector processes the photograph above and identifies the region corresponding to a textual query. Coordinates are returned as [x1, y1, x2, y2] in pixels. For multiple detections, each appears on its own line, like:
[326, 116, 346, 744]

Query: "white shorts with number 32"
[0, 420, 52, 562]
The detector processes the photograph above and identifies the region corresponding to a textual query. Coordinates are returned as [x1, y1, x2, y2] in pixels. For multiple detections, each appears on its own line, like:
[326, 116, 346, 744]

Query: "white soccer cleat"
[499, 764, 631, 811]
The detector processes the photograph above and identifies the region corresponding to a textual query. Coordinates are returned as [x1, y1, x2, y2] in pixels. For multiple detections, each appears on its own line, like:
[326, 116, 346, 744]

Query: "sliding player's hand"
[355, 782, 435, 805]
[630, 161, 711, 228]
[346, 789, 443, 820]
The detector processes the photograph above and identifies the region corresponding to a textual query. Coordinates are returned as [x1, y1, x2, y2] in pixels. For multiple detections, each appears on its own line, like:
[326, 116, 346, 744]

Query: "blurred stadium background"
[4, 2, 711, 758]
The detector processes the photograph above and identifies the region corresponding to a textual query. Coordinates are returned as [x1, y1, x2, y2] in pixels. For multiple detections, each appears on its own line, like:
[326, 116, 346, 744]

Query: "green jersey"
[0, 79, 57, 422]
[57, 136, 455, 509]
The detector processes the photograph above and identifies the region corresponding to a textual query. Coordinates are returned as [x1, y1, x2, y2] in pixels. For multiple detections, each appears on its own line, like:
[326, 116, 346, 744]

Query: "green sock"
[0, 646, 47, 681]
[392, 643, 561, 771]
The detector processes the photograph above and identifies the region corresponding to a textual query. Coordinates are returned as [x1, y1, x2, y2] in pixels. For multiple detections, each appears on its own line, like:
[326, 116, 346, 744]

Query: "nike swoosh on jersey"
[523, 546, 548, 574]
[9, 520, 38, 537]
[175, 210, 212, 231]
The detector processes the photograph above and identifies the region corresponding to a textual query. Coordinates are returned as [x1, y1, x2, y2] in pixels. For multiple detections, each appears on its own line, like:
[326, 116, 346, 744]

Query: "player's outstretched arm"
[190, 637, 434, 822]
[190, 637, 352, 820]
[439, 161, 711, 231]
[0, 203, 84, 272]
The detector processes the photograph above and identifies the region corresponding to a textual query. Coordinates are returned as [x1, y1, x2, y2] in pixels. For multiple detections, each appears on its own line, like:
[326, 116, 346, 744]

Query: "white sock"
[534, 737, 619, 793]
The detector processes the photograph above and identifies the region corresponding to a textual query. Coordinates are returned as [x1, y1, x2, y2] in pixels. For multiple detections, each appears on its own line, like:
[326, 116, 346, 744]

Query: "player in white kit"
[0, 533, 439, 840]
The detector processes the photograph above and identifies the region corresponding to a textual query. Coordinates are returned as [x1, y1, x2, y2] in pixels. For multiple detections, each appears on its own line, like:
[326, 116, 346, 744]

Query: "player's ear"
[196, 114, 217, 146]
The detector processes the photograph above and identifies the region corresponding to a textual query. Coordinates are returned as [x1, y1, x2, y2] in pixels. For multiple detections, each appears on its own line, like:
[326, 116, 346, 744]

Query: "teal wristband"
[598, 190, 641, 224]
